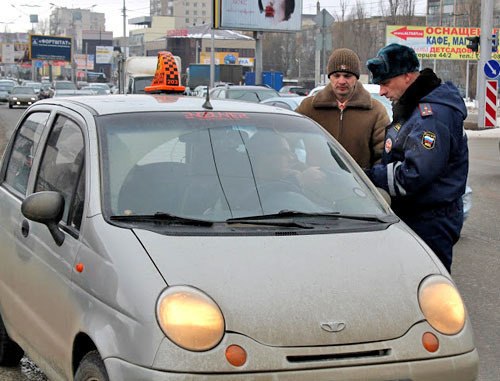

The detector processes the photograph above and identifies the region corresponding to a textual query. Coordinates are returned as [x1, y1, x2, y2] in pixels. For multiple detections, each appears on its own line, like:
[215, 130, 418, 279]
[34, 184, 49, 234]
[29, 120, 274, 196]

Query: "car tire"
[0, 313, 24, 366]
[8, 103, 12, 109]
[74, 350, 109, 381]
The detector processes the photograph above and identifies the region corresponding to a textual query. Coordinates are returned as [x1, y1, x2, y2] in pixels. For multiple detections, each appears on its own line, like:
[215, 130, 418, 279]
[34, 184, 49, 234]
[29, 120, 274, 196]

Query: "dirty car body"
[0, 95, 478, 380]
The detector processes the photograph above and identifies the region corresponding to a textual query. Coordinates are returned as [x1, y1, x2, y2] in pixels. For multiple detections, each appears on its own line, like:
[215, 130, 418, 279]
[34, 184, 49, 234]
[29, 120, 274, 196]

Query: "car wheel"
[8, 103, 12, 109]
[0, 313, 24, 366]
[74, 351, 109, 381]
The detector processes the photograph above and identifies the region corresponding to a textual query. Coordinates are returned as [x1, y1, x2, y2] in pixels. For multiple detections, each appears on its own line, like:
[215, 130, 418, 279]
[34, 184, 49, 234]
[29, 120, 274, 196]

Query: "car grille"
[287, 348, 391, 363]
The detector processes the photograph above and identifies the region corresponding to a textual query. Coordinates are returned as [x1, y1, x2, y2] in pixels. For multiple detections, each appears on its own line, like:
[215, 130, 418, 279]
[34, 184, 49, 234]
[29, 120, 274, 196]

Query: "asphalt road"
[0, 103, 499, 380]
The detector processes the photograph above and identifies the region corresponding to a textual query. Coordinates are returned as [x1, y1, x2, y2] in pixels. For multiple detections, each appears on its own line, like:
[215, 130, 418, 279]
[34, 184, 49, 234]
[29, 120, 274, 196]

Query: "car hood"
[134, 223, 438, 347]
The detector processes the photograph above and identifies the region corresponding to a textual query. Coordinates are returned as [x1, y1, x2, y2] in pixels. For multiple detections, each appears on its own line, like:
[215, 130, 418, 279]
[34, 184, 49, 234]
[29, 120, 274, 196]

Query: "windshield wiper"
[110, 212, 213, 226]
[225, 218, 313, 229]
[227, 210, 399, 224]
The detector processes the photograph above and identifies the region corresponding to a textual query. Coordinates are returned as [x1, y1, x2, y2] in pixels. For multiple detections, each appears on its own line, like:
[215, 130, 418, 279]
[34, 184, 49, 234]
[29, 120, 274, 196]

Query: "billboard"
[214, 0, 302, 32]
[30, 34, 72, 62]
[387, 25, 500, 60]
[200, 52, 239, 64]
[74, 54, 94, 70]
[95, 46, 114, 64]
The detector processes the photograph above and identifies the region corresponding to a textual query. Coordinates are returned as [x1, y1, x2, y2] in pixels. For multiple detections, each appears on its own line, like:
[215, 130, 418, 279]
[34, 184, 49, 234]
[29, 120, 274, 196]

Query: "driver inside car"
[245, 130, 325, 194]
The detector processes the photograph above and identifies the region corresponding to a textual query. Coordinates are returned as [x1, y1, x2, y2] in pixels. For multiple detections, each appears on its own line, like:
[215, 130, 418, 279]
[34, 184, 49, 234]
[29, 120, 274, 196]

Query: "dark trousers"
[397, 200, 464, 273]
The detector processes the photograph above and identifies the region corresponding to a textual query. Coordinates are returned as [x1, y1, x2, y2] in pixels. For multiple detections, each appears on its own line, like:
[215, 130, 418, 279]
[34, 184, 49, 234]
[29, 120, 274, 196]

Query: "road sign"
[484, 80, 498, 127]
[314, 9, 334, 28]
[484, 60, 500, 79]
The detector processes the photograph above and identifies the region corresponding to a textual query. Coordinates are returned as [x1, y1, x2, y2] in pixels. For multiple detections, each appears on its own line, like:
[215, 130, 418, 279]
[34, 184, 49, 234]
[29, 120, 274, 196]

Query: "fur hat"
[327, 48, 361, 79]
[366, 43, 420, 84]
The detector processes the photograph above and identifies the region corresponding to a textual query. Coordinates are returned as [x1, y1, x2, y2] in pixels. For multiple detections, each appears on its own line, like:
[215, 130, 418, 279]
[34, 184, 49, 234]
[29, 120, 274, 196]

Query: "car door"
[0, 111, 49, 338]
[4, 111, 86, 376]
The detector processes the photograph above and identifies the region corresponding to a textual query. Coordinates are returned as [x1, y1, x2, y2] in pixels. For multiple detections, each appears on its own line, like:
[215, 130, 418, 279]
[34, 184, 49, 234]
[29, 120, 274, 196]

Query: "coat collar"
[311, 81, 373, 110]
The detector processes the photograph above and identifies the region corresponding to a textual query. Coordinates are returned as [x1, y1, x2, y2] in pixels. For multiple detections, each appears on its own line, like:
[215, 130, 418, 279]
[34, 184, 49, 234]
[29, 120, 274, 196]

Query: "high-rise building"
[150, 0, 211, 28]
[49, 7, 106, 53]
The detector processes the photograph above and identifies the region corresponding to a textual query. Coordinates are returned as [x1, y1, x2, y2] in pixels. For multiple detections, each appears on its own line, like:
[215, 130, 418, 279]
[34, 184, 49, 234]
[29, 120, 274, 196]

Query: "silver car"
[0, 95, 478, 380]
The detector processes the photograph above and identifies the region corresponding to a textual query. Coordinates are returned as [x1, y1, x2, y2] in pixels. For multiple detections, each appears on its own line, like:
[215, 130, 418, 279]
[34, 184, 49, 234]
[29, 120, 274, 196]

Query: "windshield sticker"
[184, 112, 249, 120]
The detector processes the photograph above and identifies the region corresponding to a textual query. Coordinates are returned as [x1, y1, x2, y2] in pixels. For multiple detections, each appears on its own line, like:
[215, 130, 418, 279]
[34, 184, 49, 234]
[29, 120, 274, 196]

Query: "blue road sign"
[484, 60, 500, 79]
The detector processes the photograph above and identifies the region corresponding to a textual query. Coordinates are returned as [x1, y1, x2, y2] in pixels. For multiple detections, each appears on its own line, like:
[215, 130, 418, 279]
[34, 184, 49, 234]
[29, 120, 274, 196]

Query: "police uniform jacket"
[366, 69, 468, 218]
[295, 81, 389, 168]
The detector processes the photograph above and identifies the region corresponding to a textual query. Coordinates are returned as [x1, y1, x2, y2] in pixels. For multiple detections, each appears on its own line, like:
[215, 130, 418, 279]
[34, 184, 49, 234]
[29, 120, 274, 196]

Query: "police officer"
[365, 43, 468, 273]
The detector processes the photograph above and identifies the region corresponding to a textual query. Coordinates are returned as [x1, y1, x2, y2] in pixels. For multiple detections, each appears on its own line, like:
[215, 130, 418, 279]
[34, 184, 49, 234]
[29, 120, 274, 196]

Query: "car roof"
[34, 94, 300, 116]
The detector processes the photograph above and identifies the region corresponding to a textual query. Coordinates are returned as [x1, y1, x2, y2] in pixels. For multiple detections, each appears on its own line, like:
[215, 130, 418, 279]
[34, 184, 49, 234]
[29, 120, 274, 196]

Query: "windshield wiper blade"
[110, 212, 213, 226]
[226, 210, 398, 224]
[225, 217, 313, 229]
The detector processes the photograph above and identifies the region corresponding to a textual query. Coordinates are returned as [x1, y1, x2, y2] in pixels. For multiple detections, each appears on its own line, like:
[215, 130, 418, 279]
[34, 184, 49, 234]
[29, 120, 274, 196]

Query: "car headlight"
[31, 97, 36, 101]
[418, 275, 465, 335]
[157, 286, 225, 351]
[12, 97, 18, 100]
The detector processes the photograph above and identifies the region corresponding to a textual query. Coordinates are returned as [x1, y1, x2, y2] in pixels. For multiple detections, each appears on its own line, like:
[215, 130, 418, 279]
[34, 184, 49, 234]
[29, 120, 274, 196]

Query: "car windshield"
[227, 89, 278, 102]
[26, 83, 41, 90]
[98, 112, 387, 223]
[55, 82, 77, 90]
[134, 77, 154, 94]
[12, 87, 35, 95]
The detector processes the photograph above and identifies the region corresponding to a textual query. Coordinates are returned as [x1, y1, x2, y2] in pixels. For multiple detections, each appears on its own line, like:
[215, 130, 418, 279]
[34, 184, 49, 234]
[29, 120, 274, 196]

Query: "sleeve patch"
[419, 103, 433, 117]
[422, 131, 436, 149]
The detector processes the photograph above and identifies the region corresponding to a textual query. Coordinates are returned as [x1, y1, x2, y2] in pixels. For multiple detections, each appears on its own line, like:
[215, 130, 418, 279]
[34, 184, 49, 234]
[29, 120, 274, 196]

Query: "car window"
[3, 112, 49, 195]
[227, 90, 259, 102]
[55, 82, 77, 90]
[98, 112, 386, 221]
[12, 87, 35, 95]
[35, 116, 85, 226]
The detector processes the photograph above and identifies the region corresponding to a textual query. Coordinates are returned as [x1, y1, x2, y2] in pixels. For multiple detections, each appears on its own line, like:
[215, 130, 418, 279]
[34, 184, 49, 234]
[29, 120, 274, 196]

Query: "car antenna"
[202, 85, 213, 110]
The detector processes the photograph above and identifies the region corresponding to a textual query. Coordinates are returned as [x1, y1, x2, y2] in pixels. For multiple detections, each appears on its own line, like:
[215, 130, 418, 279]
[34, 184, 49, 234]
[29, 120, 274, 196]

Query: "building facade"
[49, 8, 106, 53]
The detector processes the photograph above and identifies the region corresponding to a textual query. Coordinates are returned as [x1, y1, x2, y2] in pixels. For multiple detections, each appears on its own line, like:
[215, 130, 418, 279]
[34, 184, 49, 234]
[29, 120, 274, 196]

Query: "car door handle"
[21, 219, 30, 237]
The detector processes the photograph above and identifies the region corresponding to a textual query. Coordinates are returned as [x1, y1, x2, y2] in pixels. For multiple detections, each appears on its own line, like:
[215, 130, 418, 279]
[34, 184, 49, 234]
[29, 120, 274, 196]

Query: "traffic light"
[466, 36, 480, 52]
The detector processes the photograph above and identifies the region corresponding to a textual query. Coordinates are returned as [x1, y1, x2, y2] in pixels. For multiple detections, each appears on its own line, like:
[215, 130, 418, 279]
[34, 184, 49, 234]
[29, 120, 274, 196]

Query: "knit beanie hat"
[327, 48, 361, 78]
[366, 43, 420, 84]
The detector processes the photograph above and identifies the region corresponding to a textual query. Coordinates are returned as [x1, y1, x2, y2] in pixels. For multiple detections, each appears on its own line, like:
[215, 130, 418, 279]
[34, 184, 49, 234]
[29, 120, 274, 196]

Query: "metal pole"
[210, 27, 215, 88]
[255, 32, 262, 85]
[476, 0, 494, 128]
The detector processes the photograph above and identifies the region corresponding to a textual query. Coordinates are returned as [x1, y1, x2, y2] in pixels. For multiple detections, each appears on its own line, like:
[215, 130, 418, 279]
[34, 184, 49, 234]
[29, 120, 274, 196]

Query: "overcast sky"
[2, 0, 428, 38]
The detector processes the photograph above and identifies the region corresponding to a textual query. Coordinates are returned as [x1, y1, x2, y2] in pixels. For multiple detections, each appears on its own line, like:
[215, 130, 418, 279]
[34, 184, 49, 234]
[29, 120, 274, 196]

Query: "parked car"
[8, 86, 38, 108]
[279, 85, 309, 96]
[0, 94, 478, 381]
[0, 85, 11, 102]
[192, 85, 208, 97]
[260, 95, 307, 110]
[23, 81, 42, 95]
[88, 83, 111, 94]
[81, 86, 108, 95]
[210, 84, 279, 103]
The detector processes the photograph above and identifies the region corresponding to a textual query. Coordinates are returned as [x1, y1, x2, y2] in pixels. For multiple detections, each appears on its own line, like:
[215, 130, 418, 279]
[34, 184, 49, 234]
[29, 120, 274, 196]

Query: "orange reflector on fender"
[422, 332, 439, 352]
[145, 51, 185, 93]
[225, 345, 247, 367]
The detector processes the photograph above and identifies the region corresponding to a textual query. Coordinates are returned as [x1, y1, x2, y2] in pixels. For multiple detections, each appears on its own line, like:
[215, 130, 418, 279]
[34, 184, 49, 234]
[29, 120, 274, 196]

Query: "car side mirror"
[21, 191, 65, 246]
[377, 187, 392, 206]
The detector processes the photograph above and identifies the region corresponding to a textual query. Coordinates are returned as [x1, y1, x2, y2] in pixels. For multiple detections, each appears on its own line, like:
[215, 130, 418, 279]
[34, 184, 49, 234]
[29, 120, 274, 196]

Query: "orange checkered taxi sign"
[145, 51, 185, 93]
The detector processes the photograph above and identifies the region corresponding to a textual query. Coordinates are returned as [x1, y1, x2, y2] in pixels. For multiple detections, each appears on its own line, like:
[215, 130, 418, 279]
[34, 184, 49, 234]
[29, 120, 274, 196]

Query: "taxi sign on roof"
[145, 51, 185, 94]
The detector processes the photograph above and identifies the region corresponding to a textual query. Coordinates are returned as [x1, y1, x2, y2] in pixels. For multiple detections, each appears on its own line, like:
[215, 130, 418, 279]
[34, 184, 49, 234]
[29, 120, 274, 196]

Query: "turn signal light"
[422, 332, 439, 352]
[225, 345, 247, 367]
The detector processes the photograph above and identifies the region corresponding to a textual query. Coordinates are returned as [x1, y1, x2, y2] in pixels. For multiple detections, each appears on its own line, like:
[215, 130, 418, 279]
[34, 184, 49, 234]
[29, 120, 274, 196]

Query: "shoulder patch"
[422, 131, 436, 149]
[419, 103, 433, 117]
[393, 123, 401, 131]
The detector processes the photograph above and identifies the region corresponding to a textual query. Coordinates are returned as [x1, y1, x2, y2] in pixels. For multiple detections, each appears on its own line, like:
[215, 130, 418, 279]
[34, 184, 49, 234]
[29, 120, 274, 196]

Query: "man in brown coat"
[296, 48, 390, 168]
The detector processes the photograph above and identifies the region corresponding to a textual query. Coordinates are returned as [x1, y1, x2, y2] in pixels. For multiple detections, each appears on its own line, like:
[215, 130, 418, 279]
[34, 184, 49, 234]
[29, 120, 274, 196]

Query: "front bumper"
[10, 100, 35, 107]
[104, 321, 478, 380]
[105, 349, 478, 380]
